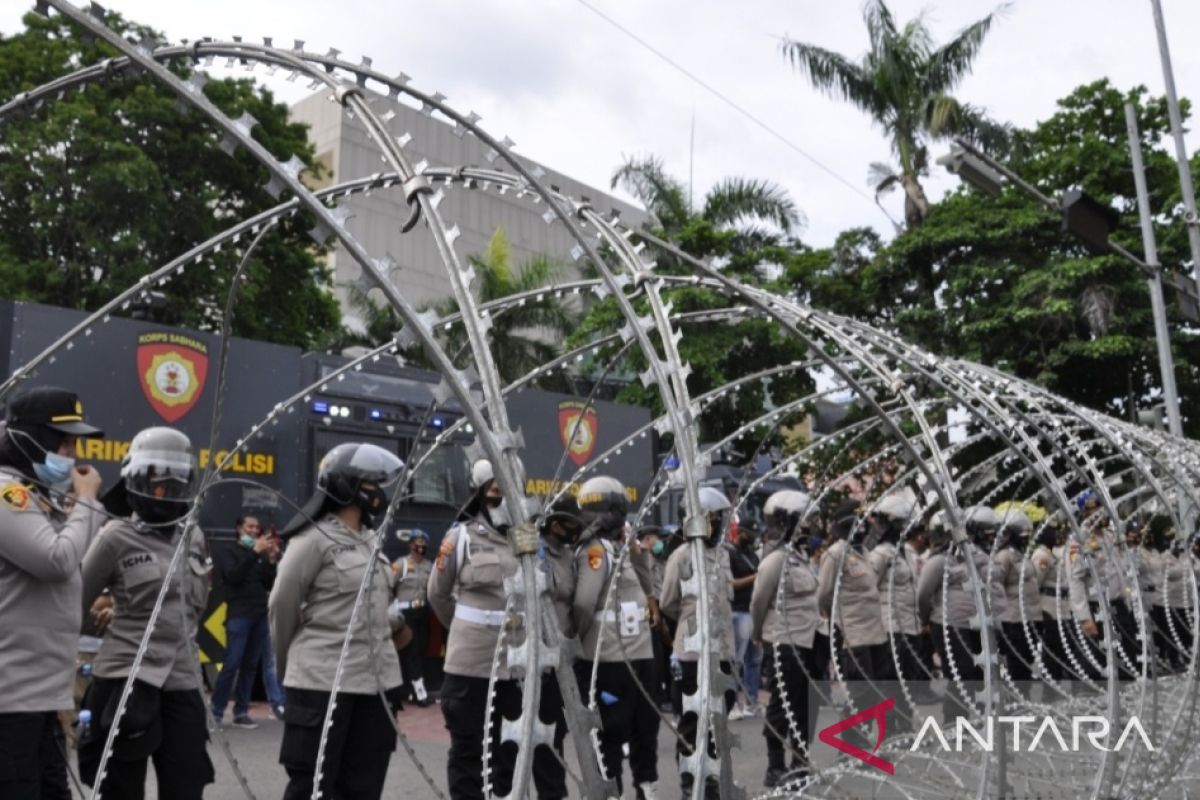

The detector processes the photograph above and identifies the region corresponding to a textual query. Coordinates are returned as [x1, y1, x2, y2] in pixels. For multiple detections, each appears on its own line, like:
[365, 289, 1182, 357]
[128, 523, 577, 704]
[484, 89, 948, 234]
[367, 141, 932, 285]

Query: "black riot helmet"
[285, 442, 404, 536]
[119, 427, 198, 530]
[542, 494, 585, 546]
[996, 506, 1033, 550]
[964, 505, 1000, 548]
[577, 476, 629, 540]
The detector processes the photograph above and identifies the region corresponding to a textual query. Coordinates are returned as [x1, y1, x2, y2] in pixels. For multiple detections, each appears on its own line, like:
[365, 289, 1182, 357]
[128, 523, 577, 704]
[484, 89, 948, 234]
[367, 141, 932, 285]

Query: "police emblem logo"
[558, 401, 598, 467]
[0, 483, 30, 512]
[136, 332, 209, 423]
[587, 542, 605, 571]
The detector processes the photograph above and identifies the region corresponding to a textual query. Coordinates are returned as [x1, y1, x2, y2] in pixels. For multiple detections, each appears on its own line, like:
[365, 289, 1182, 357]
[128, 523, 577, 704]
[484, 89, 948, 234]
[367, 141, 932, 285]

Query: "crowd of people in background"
[2, 383, 1200, 800]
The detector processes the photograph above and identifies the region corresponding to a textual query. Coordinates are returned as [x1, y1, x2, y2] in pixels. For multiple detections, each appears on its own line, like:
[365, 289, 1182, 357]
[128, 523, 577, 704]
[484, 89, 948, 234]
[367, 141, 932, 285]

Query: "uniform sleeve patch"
[436, 537, 454, 571]
[587, 543, 605, 571]
[0, 483, 30, 512]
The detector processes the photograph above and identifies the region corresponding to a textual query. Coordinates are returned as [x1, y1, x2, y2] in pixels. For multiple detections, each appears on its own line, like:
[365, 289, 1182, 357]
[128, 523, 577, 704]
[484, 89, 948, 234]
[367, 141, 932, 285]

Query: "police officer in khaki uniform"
[572, 475, 660, 800]
[390, 529, 433, 706]
[0, 387, 104, 799]
[751, 490, 819, 788]
[864, 492, 923, 698]
[993, 508, 1039, 682]
[1157, 523, 1193, 671]
[270, 442, 406, 800]
[1031, 523, 1070, 681]
[1068, 506, 1138, 681]
[535, 495, 586, 800]
[78, 427, 213, 798]
[660, 486, 736, 800]
[916, 507, 1007, 720]
[427, 459, 525, 800]
[817, 499, 887, 721]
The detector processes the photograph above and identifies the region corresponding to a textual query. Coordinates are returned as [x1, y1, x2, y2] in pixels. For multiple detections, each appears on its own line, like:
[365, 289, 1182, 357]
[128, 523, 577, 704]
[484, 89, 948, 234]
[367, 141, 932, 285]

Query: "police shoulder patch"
[0, 483, 30, 512]
[587, 542, 605, 571]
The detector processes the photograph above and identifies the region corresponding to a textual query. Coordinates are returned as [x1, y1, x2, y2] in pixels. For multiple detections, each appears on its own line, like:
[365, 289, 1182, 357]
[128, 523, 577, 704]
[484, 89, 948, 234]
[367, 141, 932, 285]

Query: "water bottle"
[599, 691, 619, 706]
[670, 655, 683, 684]
[79, 661, 93, 680]
[77, 709, 92, 741]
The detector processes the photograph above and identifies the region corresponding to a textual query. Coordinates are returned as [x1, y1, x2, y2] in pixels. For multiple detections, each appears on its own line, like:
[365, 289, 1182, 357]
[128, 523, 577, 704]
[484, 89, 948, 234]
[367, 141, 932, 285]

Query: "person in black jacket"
[210, 513, 281, 727]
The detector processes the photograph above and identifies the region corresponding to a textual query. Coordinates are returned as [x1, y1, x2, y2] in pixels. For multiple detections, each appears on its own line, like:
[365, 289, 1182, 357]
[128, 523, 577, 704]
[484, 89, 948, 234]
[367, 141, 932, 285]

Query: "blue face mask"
[33, 452, 74, 487]
[651, 540, 665, 556]
[239, 534, 256, 549]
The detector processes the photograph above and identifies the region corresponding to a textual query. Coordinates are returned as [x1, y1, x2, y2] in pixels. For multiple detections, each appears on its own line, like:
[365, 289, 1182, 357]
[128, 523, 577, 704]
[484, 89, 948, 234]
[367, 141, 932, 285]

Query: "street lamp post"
[938, 138, 1190, 437]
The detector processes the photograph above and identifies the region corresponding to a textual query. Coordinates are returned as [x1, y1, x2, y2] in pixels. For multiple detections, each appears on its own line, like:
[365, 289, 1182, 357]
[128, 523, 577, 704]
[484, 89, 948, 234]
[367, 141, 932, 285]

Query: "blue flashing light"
[369, 409, 383, 420]
[431, 417, 445, 428]
[312, 401, 329, 414]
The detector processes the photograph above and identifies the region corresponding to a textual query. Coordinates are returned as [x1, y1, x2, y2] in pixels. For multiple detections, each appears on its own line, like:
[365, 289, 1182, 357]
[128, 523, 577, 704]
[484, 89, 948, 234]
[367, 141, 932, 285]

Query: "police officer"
[269, 442, 406, 800]
[659, 486, 736, 800]
[572, 475, 660, 800]
[1031, 522, 1070, 681]
[391, 529, 433, 706]
[817, 499, 887, 720]
[0, 386, 104, 799]
[427, 458, 523, 800]
[917, 506, 1006, 720]
[865, 491, 923, 686]
[77, 427, 213, 798]
[1157, 523, 1193, 671]
[536, 495, 586, 800]
[1068, 507, 1139, 681]
[993, 508, 1040, 682]
[751, 490, 819, 788]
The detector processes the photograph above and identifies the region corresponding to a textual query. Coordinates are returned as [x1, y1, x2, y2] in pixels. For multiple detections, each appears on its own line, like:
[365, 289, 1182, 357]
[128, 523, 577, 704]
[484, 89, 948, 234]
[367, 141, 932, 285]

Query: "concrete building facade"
[289, 91, 648, 330]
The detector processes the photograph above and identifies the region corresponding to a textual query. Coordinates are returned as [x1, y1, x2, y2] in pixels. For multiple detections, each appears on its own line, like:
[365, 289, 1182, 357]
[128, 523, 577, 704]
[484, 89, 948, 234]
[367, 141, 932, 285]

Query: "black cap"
[7, 387, 104, 437]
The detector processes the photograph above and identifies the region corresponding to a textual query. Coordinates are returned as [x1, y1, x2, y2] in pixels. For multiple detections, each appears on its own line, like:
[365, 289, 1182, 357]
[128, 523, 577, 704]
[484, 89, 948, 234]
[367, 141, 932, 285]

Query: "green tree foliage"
[338, 228, 580, 388]
[0, 12, 341, 349]
[794, 80, 1200, 434]
[781, 0, 1010, 229]
[574, 160, 813, 449]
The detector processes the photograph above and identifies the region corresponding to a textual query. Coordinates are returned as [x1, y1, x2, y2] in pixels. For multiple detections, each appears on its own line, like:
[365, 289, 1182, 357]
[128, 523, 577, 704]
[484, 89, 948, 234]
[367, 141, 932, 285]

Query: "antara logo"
[819, 699, 1155, 776]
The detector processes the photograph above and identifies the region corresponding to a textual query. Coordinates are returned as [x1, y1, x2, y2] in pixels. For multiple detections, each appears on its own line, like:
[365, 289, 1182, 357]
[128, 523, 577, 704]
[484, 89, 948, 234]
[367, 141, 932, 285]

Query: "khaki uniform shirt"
[81, 519, 210, 690]
[660, 542, 734, 662]
[427, 518, 520, 680]
[1160, 550, 1191, 610]
[542, 535, 576, 639]
[867, 541, 919, 636]
[1134, 547, 1161, 611]
[0, 470, 103, 712]
[573, 536, 652, 662]
[1032, 544, 1067, 619]
[750, 547, 819, 647]
[1068, 534, 1125, 623]
[392, 556, 431, 609]
[917, 544, 1006, 629]
[269, 515, 402, 693]
[817, 539, 885, 648]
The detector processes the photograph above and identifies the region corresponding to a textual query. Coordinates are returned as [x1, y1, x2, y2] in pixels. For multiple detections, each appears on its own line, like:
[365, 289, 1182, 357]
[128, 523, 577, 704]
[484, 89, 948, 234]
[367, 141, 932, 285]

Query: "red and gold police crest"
[558, 400, 599, 467]
[137, 333, 209, 423]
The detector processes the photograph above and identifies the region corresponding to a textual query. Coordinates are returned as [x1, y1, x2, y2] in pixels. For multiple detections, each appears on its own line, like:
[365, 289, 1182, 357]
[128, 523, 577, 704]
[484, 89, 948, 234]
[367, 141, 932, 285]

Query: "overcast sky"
[3, 0, 1199, 247]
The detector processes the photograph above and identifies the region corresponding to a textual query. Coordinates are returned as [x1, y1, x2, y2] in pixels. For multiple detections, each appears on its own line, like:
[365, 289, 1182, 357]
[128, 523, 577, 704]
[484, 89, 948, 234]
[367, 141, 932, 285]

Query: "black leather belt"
[1040, 587, 1068, 598]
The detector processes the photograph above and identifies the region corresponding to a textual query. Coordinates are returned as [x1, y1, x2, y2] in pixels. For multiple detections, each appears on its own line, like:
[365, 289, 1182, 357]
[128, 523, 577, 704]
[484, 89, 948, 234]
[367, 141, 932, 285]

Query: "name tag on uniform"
[620, 601, 641, 638]
[122, 553, 155, 569]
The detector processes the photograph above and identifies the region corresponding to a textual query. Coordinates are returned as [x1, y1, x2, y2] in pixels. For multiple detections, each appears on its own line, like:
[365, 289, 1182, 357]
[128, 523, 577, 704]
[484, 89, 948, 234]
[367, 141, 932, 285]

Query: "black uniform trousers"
[0, 711, 71, 800]
[399, 607, 429, 697]
[441, 672, 567, 800]
[574, 659, 659, 793]
[762, 643, 815, 770]
[931, 624, 983, 722]
[1039, 613, 1070, 681]
[676, 660, 736, 799]
[78, 678, 214, 800]
[279, 687, 401, 800]
[831, 628, 890, 718]
[1076, 599, 1140, 680]
[999, 620, 1039, 682]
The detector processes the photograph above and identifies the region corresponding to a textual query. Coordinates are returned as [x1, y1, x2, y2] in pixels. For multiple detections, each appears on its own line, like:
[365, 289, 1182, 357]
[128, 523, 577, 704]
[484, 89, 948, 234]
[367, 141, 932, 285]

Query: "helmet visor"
[122, 450, 198, 501]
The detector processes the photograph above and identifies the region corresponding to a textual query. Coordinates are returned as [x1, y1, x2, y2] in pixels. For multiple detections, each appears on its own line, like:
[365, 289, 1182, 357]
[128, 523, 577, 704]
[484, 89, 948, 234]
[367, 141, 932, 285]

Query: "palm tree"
[611, 155, 803, 242]
[433, 228, 579, 385]
[781, 0, 1010, 228]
